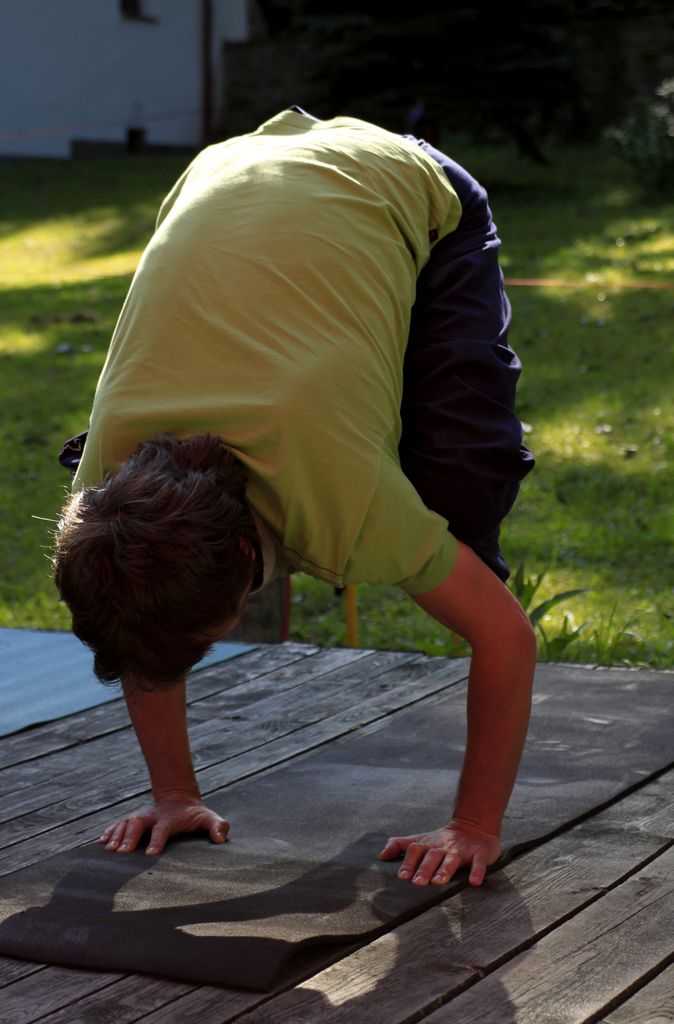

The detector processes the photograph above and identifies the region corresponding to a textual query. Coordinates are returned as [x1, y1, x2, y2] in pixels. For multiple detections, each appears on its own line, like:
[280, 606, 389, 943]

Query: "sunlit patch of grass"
[1, 215, 152, 285]
[0, 153, 187, 287]
[447, 138, 674, 287]
[0, 327, 50, 355]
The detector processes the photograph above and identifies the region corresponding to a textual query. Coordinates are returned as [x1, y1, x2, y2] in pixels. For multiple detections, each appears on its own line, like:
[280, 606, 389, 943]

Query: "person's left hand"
[378, 822, 502, 887]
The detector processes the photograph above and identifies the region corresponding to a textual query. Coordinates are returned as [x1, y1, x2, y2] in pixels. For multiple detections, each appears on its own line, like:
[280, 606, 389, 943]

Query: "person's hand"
[96, 791, 230, 855]
[378, 821, 502, 887]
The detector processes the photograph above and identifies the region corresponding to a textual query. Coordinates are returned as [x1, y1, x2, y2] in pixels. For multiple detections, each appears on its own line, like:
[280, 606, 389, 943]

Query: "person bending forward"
[54, 109, 536, 888]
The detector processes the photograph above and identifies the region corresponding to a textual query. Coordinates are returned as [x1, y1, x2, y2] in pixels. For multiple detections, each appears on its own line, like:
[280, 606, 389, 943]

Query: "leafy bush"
[508, 567, 653, 666]
[509, 564, 588, 658]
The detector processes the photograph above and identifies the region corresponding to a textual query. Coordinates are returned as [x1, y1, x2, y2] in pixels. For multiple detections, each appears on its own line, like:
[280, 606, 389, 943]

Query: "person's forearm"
[122, 676, 200, 801]
[452, 629, 536, 837]
[412, 542, 537, 839]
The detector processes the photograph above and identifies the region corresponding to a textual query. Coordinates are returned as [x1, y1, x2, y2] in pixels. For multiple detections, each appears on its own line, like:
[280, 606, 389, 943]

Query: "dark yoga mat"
[0, 628, 256, 736]
[0, 664, 672, 989]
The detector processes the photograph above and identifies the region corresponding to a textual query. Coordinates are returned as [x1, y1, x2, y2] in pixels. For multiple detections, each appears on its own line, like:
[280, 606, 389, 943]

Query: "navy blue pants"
[399, 137, 534, 581]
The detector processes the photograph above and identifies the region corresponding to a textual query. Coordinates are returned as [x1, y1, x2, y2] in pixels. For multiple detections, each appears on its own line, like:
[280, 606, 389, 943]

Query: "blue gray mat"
[0, 628, 256, 736]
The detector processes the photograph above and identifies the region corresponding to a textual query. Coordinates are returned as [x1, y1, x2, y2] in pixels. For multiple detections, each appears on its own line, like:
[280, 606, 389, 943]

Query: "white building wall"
[0, 0, 248, 158]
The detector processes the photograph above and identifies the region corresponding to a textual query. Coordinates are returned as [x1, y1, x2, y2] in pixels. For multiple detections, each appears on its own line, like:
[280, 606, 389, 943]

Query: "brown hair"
[53, 434, 259, 688]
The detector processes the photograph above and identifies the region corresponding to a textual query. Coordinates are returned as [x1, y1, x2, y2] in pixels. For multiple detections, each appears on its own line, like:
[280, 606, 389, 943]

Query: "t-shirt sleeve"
[344, 452, 458, 594]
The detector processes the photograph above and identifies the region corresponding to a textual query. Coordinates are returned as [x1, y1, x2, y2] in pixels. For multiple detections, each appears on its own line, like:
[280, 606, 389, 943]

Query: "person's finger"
[208, 817, 230, 844]
[431, 851, 464, 885]
[397, 841, 427, 880]
[117, 816, 150, 853]
[378, 836, 408, 861]
[105, 819, 131, 851]
[468, 851, 488, 887]
[145, 821, 171, 856]
[410, 848, 446, 886]
[97, 823, 117, 844]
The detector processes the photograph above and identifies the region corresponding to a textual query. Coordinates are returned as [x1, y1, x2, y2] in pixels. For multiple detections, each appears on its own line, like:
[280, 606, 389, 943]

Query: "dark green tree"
[252, 0, 674, 159]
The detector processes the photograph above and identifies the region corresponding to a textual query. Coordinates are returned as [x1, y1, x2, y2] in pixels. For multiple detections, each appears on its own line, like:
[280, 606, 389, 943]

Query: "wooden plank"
[190, 651, 434, 765]
[0, 643, 317, 771]
[0, 659, 468, 873]
[227, 769, 674, 1024]
[51, 977, 261, 1024]
[591, 666, 674, 684]
[419, 844, 674, 1024]
[193, 657, 468, 793]
[187, 646, 373, 721]
[0, 956, 42, 986]
[17, 973, 198, 1024]
[598, 963, 674, 1023]
[0, 964, 123, 1024]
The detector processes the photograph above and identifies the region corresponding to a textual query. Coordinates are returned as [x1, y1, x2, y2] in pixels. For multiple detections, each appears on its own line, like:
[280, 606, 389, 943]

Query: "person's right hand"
[96, 791, 230, 855]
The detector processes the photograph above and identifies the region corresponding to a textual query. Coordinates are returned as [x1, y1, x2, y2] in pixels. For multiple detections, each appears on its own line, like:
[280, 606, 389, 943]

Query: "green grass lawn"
[1, 140, 672, 666]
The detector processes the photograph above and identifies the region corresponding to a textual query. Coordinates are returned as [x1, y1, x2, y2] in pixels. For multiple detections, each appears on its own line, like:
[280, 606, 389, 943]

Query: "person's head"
[53, 433, 259, 689]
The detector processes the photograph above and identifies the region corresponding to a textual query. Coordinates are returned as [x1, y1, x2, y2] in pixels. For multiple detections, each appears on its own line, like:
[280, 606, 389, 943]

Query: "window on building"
[126, 127, 146, 153]
[120, 0, 157, 23]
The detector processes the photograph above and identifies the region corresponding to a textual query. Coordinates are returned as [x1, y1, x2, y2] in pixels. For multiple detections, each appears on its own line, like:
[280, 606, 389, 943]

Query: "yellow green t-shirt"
[74, 110, 462, 594]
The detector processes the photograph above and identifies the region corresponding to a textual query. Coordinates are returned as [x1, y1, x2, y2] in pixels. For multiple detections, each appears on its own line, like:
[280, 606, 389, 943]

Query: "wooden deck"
[1, 643, 672, 1023]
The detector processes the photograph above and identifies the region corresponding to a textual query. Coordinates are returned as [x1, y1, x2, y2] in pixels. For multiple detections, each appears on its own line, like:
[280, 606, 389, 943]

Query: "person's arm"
[97, 676, 229, 855]
[379, 540, 536, 885]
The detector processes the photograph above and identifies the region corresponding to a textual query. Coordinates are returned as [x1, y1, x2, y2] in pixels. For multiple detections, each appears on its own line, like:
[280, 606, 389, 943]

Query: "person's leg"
[399, 138, 534, 581]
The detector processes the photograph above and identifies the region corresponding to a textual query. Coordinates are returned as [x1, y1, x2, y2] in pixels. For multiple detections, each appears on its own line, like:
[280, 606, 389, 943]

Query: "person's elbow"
[507, 608, 537, 666]
[413, 542, 537, 660]
[464, 592, 536, 669]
